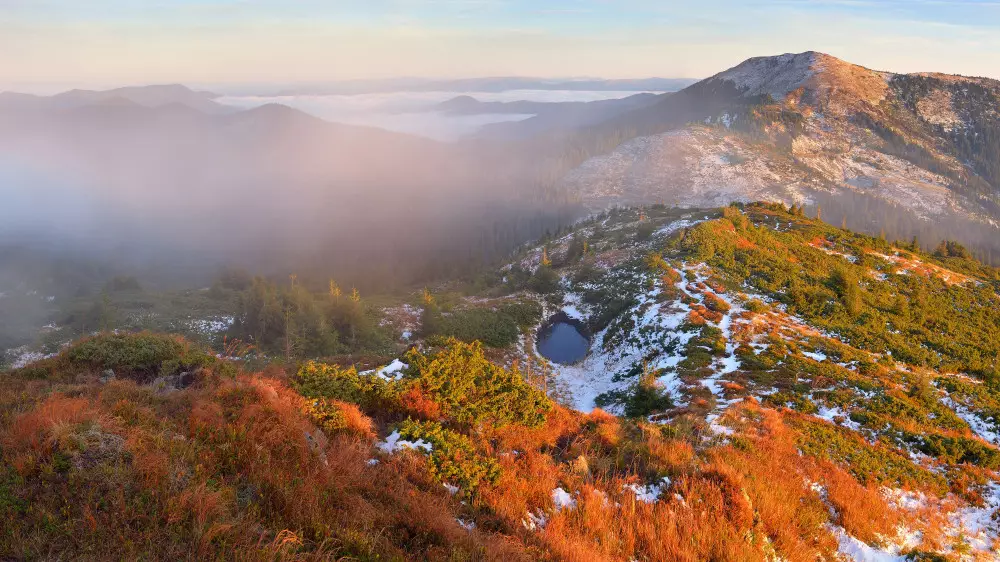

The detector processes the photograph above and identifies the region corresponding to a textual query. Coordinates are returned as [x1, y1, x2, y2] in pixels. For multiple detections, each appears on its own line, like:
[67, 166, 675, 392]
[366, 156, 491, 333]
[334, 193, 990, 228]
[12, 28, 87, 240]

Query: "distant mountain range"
[0, 84, 231, 115]
[272, 77, 696, 96]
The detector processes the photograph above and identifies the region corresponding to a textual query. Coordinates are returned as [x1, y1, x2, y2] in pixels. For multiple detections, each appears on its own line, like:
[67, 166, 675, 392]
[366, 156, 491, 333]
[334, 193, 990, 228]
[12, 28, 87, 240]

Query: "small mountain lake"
[536, 314, 590, 365]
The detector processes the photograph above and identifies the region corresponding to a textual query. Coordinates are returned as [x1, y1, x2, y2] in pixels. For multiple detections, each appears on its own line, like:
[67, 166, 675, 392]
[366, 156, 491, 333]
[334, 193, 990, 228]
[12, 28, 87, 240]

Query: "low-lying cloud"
[216, 90, 655, 140]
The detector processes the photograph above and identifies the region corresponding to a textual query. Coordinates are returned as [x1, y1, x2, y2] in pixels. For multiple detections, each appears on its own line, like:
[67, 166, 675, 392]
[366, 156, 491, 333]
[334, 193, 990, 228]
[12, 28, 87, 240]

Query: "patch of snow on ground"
[654, 218, 694, 237]
[377, 430, 432, 454]
[882, 488, 927, 512]
[186, 316, 234, 335]
[376, 359, 408, 381]
[7, 347, 58, 369]
[561, 292, 586, 320]
[803, 350, 827, 362]
[815, 404, 861, 431]
[552, 487, 576, 511]
[625, 477, 672, 503]
[941, 396, 1000, 446]
[945, 481, 1000, 555]
[831, 525, 907, 562]
[522, 510, 547, 531]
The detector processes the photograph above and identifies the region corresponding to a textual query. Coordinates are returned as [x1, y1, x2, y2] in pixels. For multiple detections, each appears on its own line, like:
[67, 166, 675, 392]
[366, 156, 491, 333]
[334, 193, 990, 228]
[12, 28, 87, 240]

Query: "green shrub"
[908, 434, 1000, 469]
[529, 265, 561, 294]
[296, 339, 552, 430]
[622, 376, 673, 418]
[397, 419, 501, 491]
[404, 339, 551, 428]
[636, 222, 656, 242]
[793, 418, 945, 491]
[497, 301, 543, 328]
[439, 309, 520, 348]
[67, 332, 212, 379]
[294, 361, 400, 410]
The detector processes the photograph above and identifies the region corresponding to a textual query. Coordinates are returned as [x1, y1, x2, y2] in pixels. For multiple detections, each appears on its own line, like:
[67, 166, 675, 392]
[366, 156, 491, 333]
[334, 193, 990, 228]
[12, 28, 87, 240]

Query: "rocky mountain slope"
[559, 52, 1000, 260]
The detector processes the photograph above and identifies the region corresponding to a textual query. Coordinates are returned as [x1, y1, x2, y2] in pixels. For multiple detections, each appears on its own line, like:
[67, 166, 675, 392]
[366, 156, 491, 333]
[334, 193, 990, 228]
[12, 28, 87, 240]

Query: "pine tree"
[350, 288, 361, 303]
[329, 279, 342, 302]
[541, 247, 551, 267]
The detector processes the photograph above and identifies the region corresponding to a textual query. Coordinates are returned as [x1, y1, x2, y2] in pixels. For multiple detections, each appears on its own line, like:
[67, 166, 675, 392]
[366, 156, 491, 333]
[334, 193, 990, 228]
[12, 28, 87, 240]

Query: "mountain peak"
[708, 51, 890, 110]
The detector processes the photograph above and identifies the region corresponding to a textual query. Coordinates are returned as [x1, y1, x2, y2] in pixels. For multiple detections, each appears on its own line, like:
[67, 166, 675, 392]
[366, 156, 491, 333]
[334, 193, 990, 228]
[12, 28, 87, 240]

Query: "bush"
[397, 419, 501, 491]
[439, 308, 520, 348]
[529, 265, 561, 294]
[302, 398, 376, 440]
[296, 339, 552, 430]
[404, 339, 552, 428]
[704, 293, 731, 314]
[67, 332, 213, 380]
[497, 301, 543, 328]
[622, 374, 673, 418]
[423, 300, 541, 349]
[636, 222, 656, 242]
[294, 361, 400, 411]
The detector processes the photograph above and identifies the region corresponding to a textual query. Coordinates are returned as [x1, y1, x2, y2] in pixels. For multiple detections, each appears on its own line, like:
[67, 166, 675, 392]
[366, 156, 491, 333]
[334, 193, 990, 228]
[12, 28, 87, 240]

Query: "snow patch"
[377, 430, 432, 454]
[624, 477, 672, 503]
[552, 487, 576, 511]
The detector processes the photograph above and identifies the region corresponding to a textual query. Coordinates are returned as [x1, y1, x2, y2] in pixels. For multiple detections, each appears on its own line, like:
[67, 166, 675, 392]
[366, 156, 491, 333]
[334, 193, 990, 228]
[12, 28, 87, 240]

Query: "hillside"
[434, 94, 662, 139]
[4, 204, 1000, 560]
[556, 52, 1000, 263]
[0, 84, 231, 114]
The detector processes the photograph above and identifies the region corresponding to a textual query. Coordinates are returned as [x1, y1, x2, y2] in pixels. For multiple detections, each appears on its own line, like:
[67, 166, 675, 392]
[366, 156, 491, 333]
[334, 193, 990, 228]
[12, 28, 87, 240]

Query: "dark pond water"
[537, 315, 590, 365]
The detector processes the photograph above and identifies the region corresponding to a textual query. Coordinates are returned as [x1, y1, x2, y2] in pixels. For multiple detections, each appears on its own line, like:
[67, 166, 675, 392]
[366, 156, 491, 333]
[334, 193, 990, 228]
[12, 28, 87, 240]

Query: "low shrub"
[397, 419, 501, 491]
[66, 332, 219, 381]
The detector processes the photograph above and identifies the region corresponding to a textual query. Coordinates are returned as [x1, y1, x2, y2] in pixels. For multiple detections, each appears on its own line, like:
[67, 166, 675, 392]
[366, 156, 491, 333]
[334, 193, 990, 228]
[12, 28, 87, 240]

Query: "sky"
[2, 0, 1000, 92]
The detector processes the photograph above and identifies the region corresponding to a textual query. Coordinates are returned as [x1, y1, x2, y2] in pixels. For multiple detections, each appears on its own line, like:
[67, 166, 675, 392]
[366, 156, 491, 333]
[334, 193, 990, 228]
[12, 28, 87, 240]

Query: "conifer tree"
[541, 248, 551, 267]
[419, 288, 442, 336]
[329, 279, 342, 302]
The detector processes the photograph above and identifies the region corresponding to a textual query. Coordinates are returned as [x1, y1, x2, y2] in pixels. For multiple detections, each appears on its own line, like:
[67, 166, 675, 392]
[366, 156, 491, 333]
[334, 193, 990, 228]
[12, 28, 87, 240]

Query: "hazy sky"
[3, 0, 1000, 91]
